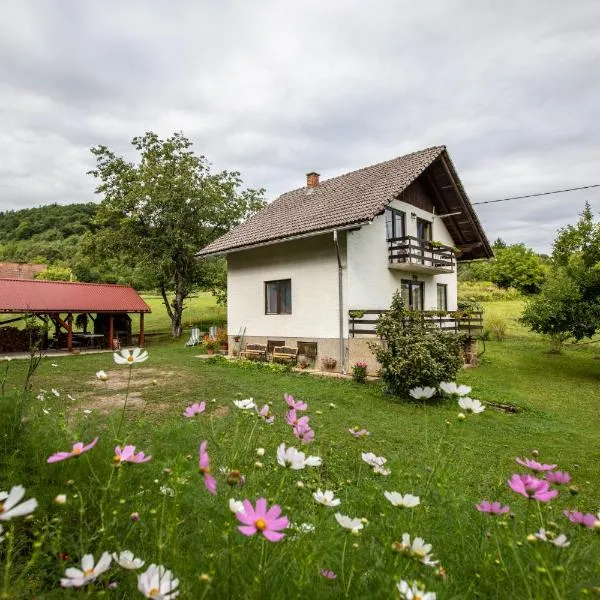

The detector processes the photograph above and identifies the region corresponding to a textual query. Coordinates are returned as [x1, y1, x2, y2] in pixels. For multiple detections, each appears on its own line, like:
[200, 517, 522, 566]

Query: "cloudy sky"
[1, 1, 599, 252]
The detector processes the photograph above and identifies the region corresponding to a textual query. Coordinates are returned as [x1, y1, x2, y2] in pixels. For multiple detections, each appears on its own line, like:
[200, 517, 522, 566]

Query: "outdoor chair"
[271, 346, 298, 364]
[185, 327, 201, 347]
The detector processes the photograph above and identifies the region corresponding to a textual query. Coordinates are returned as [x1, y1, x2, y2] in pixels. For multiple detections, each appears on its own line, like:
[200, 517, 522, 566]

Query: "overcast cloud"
[1, 0, 599, 252]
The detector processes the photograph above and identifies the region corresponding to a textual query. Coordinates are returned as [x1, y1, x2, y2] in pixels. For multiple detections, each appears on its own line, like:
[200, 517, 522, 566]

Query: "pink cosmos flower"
[286, 409, 309, 428]
[563, 510, 598, 529]
[507, 474, 558, 502]
[47, 437, 99, 463]
[293, 423, 315, 444]
[198, 441, 217, 495]
[183, 402, 206, 418]
[236, 497, 288, 542]
[515, 457, 557, 472]
[320, 569, 337, 580]
[258, 405, 275, 424]
[348, 428, 370, 438]
[114, 445, 152, 464]
[475, 500, 510, 515]
[546, 471, 571, 485]
[285, 393, 307, 411]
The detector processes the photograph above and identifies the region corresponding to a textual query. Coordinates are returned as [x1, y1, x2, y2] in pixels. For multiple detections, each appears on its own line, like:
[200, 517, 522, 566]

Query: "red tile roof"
[0, 279, 151, 314]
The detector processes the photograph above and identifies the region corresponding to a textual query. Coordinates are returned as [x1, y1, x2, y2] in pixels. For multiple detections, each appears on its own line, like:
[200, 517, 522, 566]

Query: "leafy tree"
[521, 203, 600, 349]
[370, 291, 465, 396]
[521, 269, 600, 351]
[490, 243, 547, 294]
[35, 266, 73, 281]
[88, 132, 266, 337]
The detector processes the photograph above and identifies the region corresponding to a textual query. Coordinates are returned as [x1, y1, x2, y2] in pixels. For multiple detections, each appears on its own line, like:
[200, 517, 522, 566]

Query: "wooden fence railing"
[348, 309, 484, 337]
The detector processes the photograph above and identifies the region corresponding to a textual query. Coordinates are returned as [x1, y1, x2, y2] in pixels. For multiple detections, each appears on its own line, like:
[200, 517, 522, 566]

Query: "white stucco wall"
[346, 199, 458, 312]
[227, 234, 346, 338]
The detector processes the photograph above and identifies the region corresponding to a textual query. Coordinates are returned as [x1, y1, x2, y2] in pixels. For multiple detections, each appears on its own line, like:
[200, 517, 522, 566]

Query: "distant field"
[141, 291, 226, 334]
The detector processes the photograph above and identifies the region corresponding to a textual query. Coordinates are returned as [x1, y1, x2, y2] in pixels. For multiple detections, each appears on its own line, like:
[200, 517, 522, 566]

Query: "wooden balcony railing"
[348, 309, 483, 338]
[387, 236, 456, 273]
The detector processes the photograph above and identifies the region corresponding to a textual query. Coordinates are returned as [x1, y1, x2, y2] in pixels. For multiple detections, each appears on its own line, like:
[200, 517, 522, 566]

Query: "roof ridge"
[276, 145, 446, 198]
[0, 278, 136, 289]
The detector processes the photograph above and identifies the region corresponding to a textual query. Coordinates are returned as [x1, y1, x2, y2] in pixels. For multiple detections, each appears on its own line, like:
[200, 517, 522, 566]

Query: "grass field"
[1, 324, 599, 598]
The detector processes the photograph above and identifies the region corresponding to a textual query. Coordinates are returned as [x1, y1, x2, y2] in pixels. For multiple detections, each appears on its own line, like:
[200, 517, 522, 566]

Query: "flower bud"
[254, 461, 263, 468]
[296, 481, 304, 488]
[199, 573, 211, 583]
[130, 512, 140, 522]
[256, 448, 265, 457]
[526, 534, 537, 542]
[54, 494, 67, 505]
[457, 412, 466, 421]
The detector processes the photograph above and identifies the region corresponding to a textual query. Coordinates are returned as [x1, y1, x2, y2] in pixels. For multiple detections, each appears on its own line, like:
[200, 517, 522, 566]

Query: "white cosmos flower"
[534, 528, 570, 548]
[276, 443, 322, 469]
[112, 550, 145, 570]
[335, 513, 363, 534]
[408, 386, 436, 400]
[439, 382, 471, 396]
[113, 348, 149, 365]
[291, 522, 315, 533]
[384, 491, 420, 508]
[312, 489, 341, 507]
[399, 533, 438, 566]
[0, 485, 38, 521]
[51, 388, 60, 397]
[229, 499, 245, 514]
[233, 398, 256, 410]
[458, 397, 485, 414]
[397, 580, 437, 600]
[60, 552, 112, 587]
[137, 563, 179, 599]
[361, 452, 391, 475]
[96, 370, 109, 381]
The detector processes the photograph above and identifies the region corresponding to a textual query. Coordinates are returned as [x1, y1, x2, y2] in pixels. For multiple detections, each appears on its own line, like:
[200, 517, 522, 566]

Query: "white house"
[197, 145, 492, 372]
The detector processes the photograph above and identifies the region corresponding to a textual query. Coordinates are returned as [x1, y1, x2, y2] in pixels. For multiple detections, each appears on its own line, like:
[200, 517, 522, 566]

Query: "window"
[265, 279, 291, 314]
[416, 218, 432, 241]
[400, 279, 424, 311]
[437, 284, 448, 311]
[385, 208, 405, 240]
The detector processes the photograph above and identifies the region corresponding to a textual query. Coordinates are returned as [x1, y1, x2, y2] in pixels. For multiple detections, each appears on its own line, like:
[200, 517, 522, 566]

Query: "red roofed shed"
[0, 279, 151, 352]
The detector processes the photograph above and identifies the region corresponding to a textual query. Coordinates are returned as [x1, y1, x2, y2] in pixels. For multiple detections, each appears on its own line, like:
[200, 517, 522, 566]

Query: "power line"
[472, 184, 600, 206]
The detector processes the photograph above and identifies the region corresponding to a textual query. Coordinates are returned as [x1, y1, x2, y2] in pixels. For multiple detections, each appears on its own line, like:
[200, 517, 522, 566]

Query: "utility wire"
[472, 184, 600, 206]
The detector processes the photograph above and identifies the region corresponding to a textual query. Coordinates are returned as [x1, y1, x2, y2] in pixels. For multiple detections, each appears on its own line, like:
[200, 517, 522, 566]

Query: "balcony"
[387, 236, 456, 274]
[348, 309, 483, 338]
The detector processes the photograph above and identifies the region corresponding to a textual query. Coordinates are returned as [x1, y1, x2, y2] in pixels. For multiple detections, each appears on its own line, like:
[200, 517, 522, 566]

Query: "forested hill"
[0, 203, 153, 288]
[0, 203, 97, 264]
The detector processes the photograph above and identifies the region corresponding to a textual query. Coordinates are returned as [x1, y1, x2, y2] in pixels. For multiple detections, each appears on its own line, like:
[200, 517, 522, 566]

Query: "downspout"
[333, 230, 345, 374]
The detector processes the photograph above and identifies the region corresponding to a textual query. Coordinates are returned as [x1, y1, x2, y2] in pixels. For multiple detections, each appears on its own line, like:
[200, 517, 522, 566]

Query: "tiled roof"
[198, 146, 447, 256]
[0, 279, 151, 313]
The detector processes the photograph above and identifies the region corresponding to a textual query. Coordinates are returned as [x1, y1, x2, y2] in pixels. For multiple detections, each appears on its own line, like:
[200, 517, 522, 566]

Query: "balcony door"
[385, 208, 405, 241]
[415, 218, 432, 263]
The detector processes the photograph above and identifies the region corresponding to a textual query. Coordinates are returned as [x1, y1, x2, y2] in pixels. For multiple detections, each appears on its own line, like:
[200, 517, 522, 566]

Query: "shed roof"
[0, 279, 151, 314]
[197, 145, 493, 260]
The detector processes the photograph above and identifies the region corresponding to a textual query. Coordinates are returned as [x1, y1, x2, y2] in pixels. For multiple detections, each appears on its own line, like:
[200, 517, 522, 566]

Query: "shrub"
[485, 315, 508, 341]
[458, 281, 521, 303]
[370, 291, 465, 396]
[352, 361, 368, 383]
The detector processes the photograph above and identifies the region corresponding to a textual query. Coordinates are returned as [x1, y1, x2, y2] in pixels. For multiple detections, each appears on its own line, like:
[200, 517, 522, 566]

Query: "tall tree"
[89, 132, 265, 337]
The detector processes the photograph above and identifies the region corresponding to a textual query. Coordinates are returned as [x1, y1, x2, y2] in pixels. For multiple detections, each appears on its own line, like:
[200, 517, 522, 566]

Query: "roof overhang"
[196, 220, 372, 258]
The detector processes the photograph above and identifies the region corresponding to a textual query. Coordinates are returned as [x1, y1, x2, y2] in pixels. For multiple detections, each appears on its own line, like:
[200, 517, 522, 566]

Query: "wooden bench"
[243, 344, 267, 361]
[271, 346, 298, 364]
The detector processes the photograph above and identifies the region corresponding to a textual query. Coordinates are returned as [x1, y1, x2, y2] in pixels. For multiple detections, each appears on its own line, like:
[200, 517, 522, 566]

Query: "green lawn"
[1, 333, 599, 598]
[141, 292, 226, 334]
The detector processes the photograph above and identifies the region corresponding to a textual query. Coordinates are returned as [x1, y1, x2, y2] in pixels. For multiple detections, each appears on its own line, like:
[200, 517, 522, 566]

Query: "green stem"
[115, 366, 133, 440]
[1, 523, 15, 599]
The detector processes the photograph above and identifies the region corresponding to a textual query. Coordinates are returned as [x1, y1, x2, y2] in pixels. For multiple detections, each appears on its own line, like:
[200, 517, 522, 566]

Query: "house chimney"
[306, 172, 320, 188]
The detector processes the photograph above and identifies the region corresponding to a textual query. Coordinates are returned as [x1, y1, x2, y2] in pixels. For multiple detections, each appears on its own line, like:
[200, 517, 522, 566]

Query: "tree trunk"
[160, 282, 187, 339]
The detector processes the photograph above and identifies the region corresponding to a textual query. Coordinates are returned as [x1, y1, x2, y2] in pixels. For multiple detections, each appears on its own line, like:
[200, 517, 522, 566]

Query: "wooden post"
[139, 312, 145, 347]
[108, 316, 114, 350]
[67, 313, 73, 352]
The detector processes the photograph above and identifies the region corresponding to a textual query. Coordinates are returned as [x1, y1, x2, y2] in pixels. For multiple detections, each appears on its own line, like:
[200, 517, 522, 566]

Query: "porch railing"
[387, 236, 456, 270]
[348, 309, 484, 337]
